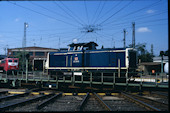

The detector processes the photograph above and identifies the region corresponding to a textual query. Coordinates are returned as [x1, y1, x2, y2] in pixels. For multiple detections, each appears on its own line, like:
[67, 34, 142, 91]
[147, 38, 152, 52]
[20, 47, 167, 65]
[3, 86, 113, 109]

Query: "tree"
[101, 45, 104, 49]
[159, 50, 169, 56]
[15, 52, 31, 71]
[128, 43, 154, 62]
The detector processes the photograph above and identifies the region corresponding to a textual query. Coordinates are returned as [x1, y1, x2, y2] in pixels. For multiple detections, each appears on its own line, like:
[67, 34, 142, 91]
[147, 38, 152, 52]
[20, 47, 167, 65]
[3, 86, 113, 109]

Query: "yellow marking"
[63, 93, 73, 96]
[157, 79, 160, 83]
[89, 93, 93, 95]
[31, 92, 40, 95]
[142, 92, 150, 95]
[44, 93, 50, 95]
[8, 92, 25, 94]
[78, 93, 87, 95]
[111, 93, 119, 96]
[131, 93, 138, 95]
[97, 93, 105, 96]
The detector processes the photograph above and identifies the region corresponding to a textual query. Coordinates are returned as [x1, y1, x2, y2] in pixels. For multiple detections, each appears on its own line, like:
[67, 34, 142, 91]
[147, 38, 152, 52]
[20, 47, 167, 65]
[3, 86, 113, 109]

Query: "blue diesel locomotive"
[45, 42, 137, 78]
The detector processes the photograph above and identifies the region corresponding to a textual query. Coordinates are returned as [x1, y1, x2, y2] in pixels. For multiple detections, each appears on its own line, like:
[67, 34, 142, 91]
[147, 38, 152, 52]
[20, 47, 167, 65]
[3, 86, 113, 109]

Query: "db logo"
[74, 57, 78, 61]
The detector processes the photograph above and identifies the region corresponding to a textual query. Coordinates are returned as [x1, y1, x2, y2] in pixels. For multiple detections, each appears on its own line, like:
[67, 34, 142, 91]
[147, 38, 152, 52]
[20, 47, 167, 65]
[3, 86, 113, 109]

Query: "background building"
[8, 47, 58, 71]
[138, 56, 169, 75]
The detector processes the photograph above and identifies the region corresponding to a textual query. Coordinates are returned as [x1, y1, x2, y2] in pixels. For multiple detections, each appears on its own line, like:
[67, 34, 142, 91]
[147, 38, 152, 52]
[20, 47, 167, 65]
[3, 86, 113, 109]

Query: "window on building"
[12, 52, 15, 55]
[12, 51, 20, 56]
[35, 52, 45, 56]
[29, 52, 33, 56]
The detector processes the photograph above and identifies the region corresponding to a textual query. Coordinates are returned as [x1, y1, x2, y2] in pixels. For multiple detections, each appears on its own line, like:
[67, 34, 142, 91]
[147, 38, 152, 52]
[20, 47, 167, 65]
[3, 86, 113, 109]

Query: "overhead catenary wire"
[102, 0, 162, 26]
[92, 0, 107, 25]
[84, 0, 89, 25]
[94, 0, 122, 25]
[98, 0, 134, 25]
[59, 0, 86, 25]
[0, 1, 167, 55]
[103, 10, 168, 28]
[8, 1, 80, 28]
[29, 1, 75, 22]
[90, 1, 102, 25]
[53, 1, 84, 26]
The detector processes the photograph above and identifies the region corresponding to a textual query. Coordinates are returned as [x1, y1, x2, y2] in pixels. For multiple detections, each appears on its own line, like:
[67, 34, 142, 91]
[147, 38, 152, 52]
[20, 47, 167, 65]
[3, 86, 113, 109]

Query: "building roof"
[0, 55, 6, 60]
[153, 56, 168, 63]
[140, 62, 161, 66]
[8, 46, 59, 52]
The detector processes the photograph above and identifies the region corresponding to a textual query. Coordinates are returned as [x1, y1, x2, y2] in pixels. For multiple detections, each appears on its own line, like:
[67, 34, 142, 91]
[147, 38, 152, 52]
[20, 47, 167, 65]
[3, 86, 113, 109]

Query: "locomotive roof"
[68, 42, 98, 47]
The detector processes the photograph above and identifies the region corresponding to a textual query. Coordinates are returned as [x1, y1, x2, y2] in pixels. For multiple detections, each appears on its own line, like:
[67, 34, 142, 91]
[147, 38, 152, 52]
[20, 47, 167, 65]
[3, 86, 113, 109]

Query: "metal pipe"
[26, 59, 28, 83]
[118, 59, 120, 78]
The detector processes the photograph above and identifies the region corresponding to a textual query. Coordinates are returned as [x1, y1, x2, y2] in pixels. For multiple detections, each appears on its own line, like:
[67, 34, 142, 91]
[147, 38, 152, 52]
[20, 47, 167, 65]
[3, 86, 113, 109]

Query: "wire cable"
[59, 0, 86, 25]
[84, 0, 89, 25]
[94, 0, 122, 25]
[53, 1, 84, 26]
[8, 1, 79, 28]
[29, 1, 75, 22]
[103, 0, 162, 26]
[92, 0, 107, 25]
[99, 0, 134, 25]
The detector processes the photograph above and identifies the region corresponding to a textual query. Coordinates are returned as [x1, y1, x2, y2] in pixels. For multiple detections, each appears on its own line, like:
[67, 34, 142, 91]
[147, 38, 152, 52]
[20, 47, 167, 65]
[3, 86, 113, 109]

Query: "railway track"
[0, 91, 8, 95]
[150, 91, 168, 98]
[0, 89, 168, 111]
[140, 91, 168, 105]
[121, 92, 168, 111]
[102, 93, 146, 111]
[76, 92, 112, 111]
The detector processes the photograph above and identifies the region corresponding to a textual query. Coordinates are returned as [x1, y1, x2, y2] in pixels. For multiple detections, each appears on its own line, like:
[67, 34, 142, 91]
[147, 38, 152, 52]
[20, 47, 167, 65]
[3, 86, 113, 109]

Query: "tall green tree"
[15, 51, 31, 71]
[129, 43, 154, 62]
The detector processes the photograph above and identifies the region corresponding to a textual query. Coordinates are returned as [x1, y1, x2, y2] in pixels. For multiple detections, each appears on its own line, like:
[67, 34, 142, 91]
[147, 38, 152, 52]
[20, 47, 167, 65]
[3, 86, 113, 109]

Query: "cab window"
[1, 60, 5, 64]
[14, 60, 18, 63]
[8, 60, 12, 62]
[69, 47, 74, 51]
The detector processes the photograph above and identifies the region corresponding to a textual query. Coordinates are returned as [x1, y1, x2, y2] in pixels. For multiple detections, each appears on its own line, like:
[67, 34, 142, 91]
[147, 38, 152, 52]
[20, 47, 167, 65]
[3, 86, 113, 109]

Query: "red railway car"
[0, 58, 19, 73]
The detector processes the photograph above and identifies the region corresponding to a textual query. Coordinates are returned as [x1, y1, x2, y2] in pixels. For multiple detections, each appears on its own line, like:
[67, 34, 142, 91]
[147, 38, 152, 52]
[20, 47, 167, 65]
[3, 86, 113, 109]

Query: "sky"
[0, 0, 168, 56]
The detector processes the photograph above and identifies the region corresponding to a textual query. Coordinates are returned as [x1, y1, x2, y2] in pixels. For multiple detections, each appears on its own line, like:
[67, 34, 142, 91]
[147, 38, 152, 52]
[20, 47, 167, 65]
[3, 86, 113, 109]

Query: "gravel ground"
[83, 96, 105, 111]
[102, 95, 146, 111]
[142, 95, 168, 105]
[2, 94, 41, 111]
[0, 88, 26, 92]
[8, 94, 49, 112]
[41, 95, 84, 111]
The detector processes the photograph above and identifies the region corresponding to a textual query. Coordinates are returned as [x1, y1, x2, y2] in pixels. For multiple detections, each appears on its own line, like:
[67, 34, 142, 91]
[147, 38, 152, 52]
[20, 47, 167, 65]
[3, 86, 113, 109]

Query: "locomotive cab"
[68, 42, 98, 51]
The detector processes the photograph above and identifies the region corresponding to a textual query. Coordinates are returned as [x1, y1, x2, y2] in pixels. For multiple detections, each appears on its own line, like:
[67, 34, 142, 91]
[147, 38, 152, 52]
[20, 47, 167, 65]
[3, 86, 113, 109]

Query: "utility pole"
[112, 38, 115, 48]
[22, 22, 28, 72]
[123, 29, 126, 48]
[132, 22, 135, 48]
[151, 44, 153, 56]
[3, 45, 8, 56]
[58, 37, 60, 50]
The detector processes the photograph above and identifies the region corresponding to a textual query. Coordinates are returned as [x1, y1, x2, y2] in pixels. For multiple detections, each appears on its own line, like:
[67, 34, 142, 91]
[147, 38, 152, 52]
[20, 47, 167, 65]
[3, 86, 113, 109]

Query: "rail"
[76, 92, 112, 111]
[151, 91, 168, 98]
[0, 91, 8, 95]
[37, 93, 62, 110]
[0, 93, 54, 112]
[121, 92, 168, 111]
[76, 92, 90, 111]
[93, 92, 112, 111]
[0, 92, 29, 102]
